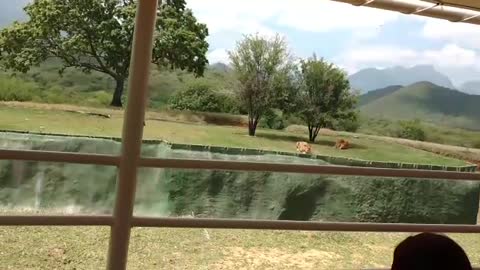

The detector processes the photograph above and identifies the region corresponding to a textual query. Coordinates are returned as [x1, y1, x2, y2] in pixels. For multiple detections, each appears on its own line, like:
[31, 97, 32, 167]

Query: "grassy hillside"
[358, 85, 402, 106]
[360, 82, 480, 130]
[358, 118, 480, 149]
[0, 59, 237, 109]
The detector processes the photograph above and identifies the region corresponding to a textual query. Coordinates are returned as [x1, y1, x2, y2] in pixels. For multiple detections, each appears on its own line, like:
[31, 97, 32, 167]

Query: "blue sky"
[2, 0, 480, 85]
[187, 0, 480, 85]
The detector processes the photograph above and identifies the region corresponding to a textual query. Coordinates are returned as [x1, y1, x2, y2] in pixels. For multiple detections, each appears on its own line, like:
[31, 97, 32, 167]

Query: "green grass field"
[1, 225, 480, 269]
[0, 103, 467, 166]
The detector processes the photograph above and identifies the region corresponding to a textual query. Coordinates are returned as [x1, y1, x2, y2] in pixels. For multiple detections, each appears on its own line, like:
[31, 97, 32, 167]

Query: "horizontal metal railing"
[1, 215, 478, 234]
[0, 148, 479, 232]
[0, 215, 113, 226]
[131, 217, 480, 233]
[1, 149, 479, 181]
[141, 158, 480, 181]
[0, 149, 120, 166]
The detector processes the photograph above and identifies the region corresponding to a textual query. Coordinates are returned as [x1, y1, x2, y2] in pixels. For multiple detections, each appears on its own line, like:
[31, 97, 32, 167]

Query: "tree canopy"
[296, 55, 357, 142]
[228, 33, 291, 136]
[0, 0, 209, 107]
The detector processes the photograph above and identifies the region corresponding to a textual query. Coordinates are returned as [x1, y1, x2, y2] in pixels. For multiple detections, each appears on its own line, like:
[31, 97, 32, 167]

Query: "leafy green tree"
[296, 55, 357, 142]
[259, 109, 285, 130]
[0, 0, 209, 107]
[229, 33, 291, 136]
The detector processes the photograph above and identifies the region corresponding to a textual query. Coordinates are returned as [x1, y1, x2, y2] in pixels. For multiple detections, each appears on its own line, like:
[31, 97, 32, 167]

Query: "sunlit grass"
[0, 226, 479, 269]
[0, 102, 466, 166]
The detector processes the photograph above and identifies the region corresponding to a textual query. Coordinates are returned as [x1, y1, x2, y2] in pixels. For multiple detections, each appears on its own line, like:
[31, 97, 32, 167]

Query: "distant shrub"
[90, 91, 112, 106]
[219, 94, 241, 114]
[41, 86, 67, 104]
[169, 82, 224, 113]
[473, 141, 480, 149]
[0, 87, 34, 102]
[83, 91, 112, 106]
[259, 109, 285, 130]
[396, 119, 426, 141]
[169, 82, 240, 114]
[282, 115, 304, 127]
[202, 112, 247, 126]
[0, 76, 36, 101]
[335, 116, 361, 133]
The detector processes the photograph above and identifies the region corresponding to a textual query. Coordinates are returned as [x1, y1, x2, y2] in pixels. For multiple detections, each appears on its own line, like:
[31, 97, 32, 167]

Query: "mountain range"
[359, 81, 480, 130]
[349, 65, 455, 93]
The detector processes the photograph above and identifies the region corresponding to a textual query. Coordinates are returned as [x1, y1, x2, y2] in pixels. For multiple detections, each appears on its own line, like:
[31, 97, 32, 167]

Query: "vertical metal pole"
[106, 0, 158, 269]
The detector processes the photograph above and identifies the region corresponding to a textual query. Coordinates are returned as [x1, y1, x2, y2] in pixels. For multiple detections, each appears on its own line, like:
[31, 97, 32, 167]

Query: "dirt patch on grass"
[213, 247, 341, 269]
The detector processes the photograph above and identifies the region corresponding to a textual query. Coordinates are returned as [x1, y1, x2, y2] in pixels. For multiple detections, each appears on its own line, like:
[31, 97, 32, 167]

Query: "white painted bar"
[106, 0, 159, 269]
[139, 158, 480, 181]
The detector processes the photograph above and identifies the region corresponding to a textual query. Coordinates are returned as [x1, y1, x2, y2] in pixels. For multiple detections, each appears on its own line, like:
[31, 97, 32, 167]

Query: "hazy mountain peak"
[408, 81, 438, 88]
[209, 62, 231, 73]
[411, 64, 435, 71]
[349, 65, 454, 93]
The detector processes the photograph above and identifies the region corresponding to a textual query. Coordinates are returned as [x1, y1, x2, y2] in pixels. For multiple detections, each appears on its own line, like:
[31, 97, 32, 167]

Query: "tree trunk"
[248, 125, 255, 136]
[248, 115, 259, 136]
[308, 125, 315, 142]
[248, 119, 256, 136]
[308, 124, 320, 142]
[110, 78, 125, 107]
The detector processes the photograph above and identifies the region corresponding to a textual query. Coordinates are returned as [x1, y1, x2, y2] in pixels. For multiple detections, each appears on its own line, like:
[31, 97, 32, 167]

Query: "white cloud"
[207, 48, 230, 64]
[423, 44, 477, 67]
[337, 46, 417, 73]
[274, 0, 398, 32]
[187, 0, 398, 35]
[422, 18, 480, 49]
[186, 0, 276, 35]
[336, 44, 480, 75]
